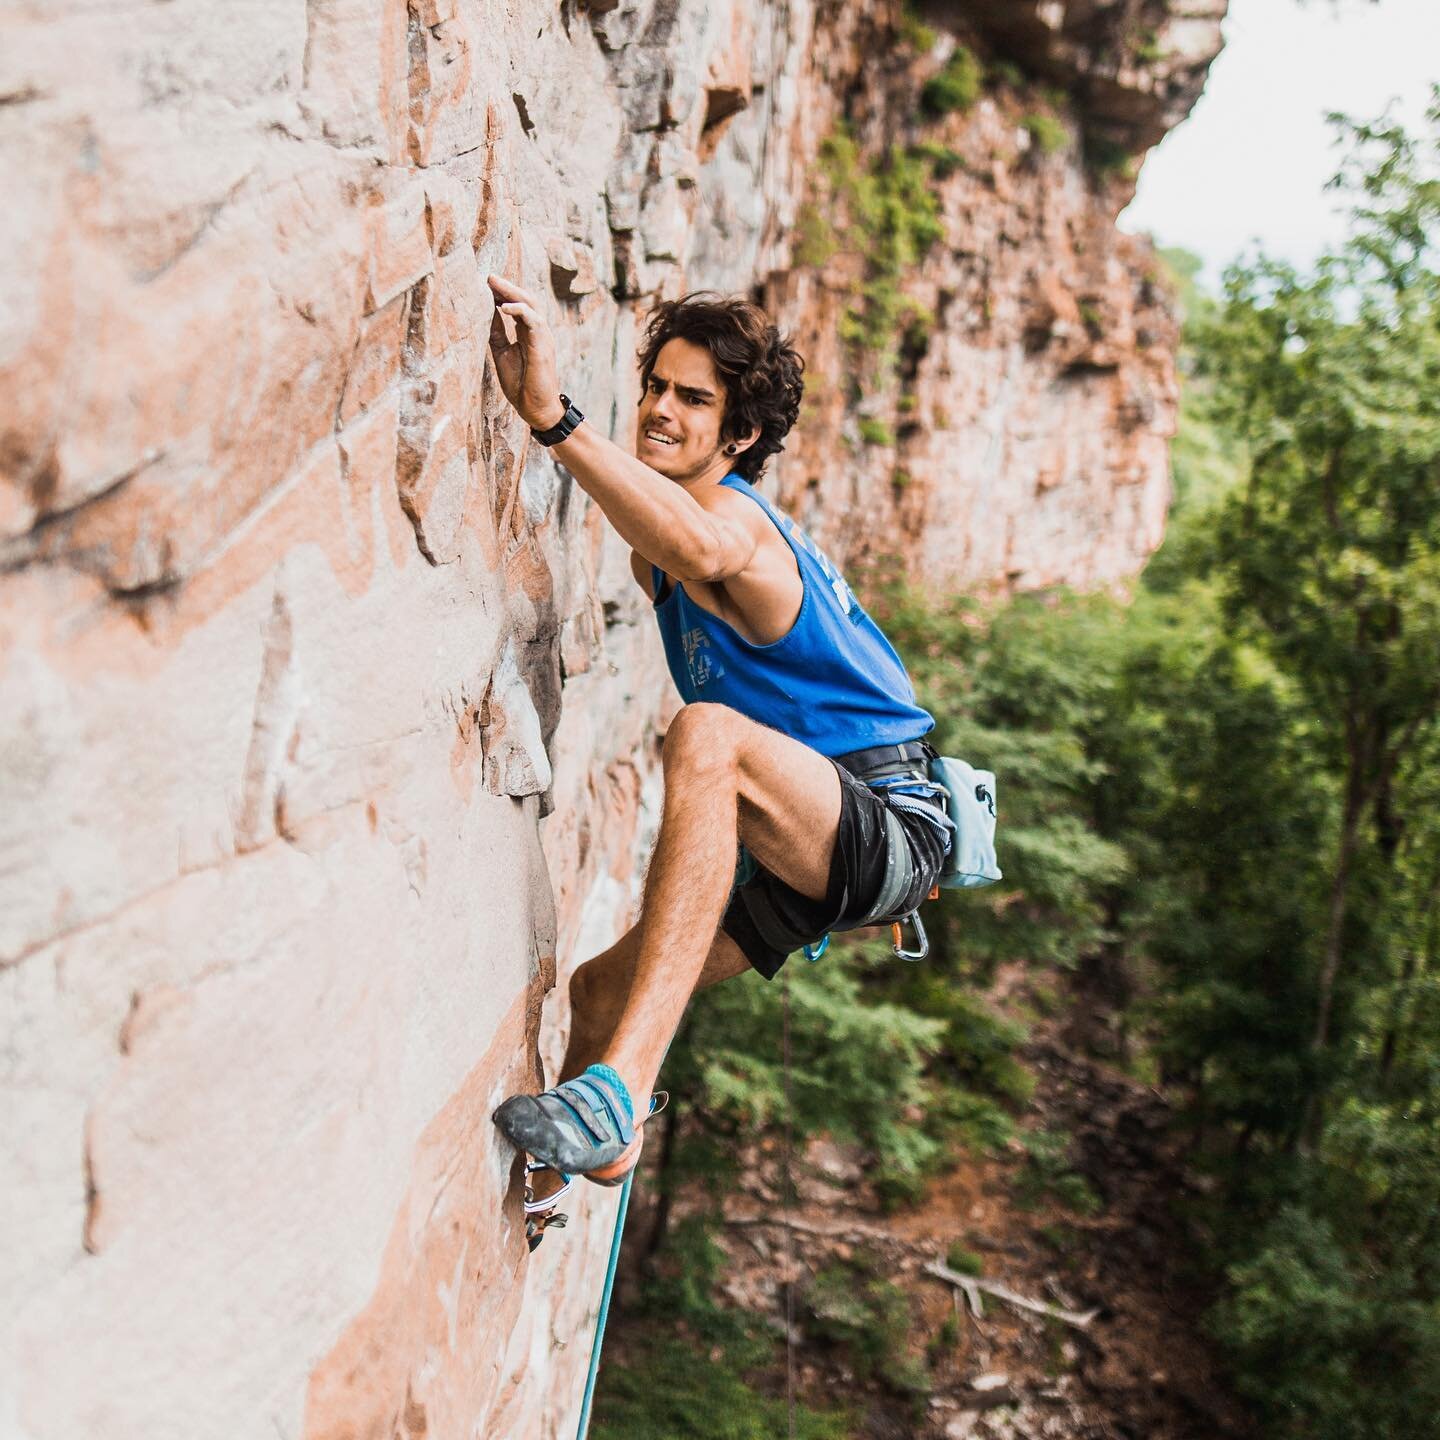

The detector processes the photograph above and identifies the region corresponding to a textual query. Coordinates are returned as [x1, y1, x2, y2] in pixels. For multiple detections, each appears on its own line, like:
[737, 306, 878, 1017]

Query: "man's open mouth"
[645, 431, 680, 446]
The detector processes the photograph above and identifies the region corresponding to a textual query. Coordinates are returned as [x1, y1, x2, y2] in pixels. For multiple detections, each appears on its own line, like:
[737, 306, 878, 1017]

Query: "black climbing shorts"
[721, 750, 950, 980]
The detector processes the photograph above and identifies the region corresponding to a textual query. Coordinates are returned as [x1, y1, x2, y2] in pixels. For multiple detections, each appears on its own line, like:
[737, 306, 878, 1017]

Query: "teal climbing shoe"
[493, 1064, 637, 1176]
[587, 1092, 667, 1188]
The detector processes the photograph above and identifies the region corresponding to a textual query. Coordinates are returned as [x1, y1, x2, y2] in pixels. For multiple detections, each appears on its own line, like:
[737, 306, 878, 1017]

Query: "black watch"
[530, 394, 584, 447]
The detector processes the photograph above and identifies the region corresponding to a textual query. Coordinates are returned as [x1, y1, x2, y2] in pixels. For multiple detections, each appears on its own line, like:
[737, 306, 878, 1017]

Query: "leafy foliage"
[804, 1258, 929, 1395]
[595, 1217, 853, 1439]
[811, 130, 946, 375]
[897, 1, 937, 53]
[920, 45, 982, 118]
[1131, 100, 1440, 1434]
[1014, 1129, 1103, 1215]
[1021, 112, 1068, 157]
[666, 947, 945, 1183]
[1083, 133, 1136, 180]
[1210, 1206, 1440, 1440]
[591, 1330, 853, 1440]
[869, 583, 1134, 975]
[944, 1243, 984, 1276]
[907, 139, 965, 180]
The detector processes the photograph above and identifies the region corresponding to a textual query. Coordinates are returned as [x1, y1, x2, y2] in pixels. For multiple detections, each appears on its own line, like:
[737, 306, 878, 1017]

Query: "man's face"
[636, 337, 730, 480]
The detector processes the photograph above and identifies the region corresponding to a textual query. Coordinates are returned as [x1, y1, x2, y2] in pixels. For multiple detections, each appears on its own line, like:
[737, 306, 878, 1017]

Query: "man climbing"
[487, 273, 951, 1216]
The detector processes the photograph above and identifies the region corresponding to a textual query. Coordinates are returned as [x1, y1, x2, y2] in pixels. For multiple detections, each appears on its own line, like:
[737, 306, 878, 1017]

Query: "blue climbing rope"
[574, 1170, 634, 1440]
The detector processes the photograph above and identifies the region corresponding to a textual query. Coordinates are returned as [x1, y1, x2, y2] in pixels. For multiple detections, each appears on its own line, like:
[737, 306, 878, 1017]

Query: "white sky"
[1121, 0, 1440, 285]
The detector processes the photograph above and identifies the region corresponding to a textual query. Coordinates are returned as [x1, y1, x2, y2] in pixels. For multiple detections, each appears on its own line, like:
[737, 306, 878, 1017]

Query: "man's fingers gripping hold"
[498, 299, 546, 335]
[487, 273, 540, 347]
[487, 272, 538, 303]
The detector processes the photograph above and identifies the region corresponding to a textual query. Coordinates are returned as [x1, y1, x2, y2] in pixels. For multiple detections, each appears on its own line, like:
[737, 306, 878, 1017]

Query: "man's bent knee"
[662, 702, 743, 781]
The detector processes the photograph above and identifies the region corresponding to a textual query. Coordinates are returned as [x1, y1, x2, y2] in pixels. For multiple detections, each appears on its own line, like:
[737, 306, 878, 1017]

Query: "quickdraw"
[523, 1161, 572, 1252]
[891, 883, 942, 962]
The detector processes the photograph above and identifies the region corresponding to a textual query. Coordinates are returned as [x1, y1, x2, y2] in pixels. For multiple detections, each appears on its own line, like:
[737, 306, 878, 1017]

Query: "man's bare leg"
[561, 924, 751, 1083]
[602, 701, 841, 1108]
[521, 926, 749, 1206]
[498, 701, 842, 1179]
[512, 915, 749, 1201]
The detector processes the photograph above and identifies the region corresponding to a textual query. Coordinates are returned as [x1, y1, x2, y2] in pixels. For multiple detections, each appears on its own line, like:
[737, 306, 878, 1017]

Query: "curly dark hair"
[637, 293, 805, 483]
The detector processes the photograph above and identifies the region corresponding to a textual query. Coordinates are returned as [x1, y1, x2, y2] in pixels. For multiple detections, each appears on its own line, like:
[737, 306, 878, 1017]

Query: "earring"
[725, 443, 738, 454]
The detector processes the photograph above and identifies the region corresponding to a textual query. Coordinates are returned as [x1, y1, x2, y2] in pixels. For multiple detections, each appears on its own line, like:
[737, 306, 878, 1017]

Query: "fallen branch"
[925, 1261, 1100, 1330]
[723, 1211, 898, 1245]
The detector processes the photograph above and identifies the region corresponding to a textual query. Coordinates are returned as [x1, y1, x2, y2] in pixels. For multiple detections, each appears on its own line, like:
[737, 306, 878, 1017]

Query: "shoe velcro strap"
[553, 1075, 635, 1147]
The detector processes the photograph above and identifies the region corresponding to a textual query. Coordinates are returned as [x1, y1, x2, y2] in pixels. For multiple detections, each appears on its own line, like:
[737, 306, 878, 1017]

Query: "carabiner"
[802, 934, 831, 963]
[890, 909, 929, 961]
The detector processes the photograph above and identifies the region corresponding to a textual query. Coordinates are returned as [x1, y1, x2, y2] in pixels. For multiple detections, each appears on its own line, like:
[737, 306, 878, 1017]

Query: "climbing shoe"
[587, 1091, 667, 1188]
[493, 1063, 639, 1177]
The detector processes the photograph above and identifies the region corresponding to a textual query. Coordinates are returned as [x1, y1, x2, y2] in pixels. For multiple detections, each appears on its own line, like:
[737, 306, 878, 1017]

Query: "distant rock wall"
[0, 2, 1221, 1437]
[765, 0, 1227, 591]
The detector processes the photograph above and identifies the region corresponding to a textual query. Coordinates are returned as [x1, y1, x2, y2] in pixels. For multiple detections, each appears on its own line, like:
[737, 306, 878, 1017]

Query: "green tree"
[1160, 96, 1440, 1436]
[1198, 93, 1440, 1128]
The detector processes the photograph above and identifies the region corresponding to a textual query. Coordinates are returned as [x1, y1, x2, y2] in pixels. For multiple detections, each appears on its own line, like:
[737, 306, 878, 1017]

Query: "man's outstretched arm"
[487, 274, 757, 582]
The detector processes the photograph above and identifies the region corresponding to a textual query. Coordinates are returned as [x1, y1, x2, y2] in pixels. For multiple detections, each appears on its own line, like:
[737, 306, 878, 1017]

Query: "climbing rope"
[571, 967, 800, 1440]
[574, 1170, 635, 1440]
[781, 965, 797, 1440]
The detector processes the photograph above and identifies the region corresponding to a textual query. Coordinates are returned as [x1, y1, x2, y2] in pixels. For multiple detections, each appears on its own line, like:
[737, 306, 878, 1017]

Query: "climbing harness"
[806, 742, 1002, 965]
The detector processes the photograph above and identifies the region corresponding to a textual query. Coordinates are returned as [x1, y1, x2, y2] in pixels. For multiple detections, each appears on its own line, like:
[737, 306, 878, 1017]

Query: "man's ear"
[727, 427, 762, 455]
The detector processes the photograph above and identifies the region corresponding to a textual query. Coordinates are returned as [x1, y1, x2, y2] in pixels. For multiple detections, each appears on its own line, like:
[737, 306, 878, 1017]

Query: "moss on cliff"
[920, 45, 983, 118]
[806, 128, 946, 380]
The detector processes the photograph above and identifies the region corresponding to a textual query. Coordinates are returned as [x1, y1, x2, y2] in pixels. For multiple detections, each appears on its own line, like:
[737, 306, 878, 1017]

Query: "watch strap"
[531, 394, 584, 447]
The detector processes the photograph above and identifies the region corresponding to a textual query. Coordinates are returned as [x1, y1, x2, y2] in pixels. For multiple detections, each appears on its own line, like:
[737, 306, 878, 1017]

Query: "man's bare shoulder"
[695, 482, 782, 546]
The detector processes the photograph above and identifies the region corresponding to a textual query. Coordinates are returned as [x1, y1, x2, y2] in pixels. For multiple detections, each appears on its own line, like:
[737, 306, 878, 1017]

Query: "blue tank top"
[651, 474, 934, 756]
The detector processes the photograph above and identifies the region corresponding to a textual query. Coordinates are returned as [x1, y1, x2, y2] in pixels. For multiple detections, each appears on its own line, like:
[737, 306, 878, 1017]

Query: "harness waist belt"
[834, 739, 931, 778]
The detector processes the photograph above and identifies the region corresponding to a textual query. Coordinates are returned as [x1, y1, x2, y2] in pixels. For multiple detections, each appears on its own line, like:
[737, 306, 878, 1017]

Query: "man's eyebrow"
[650, 371, 717, 401]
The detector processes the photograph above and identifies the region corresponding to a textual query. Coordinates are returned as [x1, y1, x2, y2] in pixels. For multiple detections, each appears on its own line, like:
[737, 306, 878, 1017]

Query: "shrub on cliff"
[907, 139, 965, 179]
[921, 46, 982, 118]
[1021, 112, 1068, 157]
[815, 132, 944, 371]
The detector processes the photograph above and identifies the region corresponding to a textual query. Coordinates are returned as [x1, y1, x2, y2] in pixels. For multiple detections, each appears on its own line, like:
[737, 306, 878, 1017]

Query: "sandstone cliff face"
[0, 2, 1221, 1437]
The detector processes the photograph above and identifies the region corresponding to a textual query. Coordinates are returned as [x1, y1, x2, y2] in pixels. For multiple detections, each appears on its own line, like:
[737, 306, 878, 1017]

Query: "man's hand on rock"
[487, 274, 566, 431]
